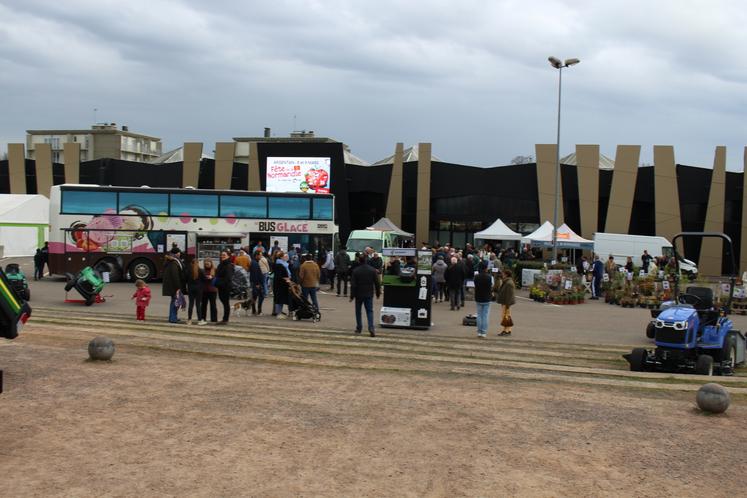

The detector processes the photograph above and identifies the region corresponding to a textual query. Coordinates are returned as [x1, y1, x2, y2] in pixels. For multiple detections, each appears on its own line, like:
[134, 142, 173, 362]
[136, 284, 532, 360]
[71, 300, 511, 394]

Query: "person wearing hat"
[334, 245, 351, 296]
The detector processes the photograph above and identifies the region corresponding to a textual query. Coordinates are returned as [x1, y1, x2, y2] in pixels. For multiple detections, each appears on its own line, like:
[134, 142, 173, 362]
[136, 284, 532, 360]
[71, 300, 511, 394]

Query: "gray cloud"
[0, 0, 745, 169]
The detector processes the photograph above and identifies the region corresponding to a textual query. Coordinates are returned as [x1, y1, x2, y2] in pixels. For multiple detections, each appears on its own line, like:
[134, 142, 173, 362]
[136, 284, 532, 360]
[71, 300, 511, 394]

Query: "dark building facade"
[1, 141, 744, 275]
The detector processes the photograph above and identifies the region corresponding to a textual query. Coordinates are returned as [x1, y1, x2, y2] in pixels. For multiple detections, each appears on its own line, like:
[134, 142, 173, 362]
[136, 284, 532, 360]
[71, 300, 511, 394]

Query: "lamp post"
[547, 56, 580, 263]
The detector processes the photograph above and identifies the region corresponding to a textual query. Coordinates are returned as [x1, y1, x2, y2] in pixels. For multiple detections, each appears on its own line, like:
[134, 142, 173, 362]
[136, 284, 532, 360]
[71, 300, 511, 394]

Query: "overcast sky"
[1, 0, 745, 169]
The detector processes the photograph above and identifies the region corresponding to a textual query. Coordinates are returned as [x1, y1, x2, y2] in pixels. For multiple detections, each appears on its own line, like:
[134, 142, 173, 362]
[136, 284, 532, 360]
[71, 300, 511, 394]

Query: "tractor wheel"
[23, 288, 30, 301]
[721, 332, 737, 372]
[84, 295, 96, 306]
[646, 322, 655, 339]
[64, 273, 77, 292]
[695, 354, 714, 376]
[629, 348, 648, 372]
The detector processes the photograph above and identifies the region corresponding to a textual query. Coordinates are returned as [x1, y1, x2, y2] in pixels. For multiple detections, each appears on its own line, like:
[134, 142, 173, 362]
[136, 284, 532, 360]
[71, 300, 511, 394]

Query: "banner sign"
[266, 157, 331, 193]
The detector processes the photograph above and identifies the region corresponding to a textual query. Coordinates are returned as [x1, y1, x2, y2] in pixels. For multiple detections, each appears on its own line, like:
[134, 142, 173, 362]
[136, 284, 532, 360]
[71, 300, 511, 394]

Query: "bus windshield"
[347, 239, 383, 253]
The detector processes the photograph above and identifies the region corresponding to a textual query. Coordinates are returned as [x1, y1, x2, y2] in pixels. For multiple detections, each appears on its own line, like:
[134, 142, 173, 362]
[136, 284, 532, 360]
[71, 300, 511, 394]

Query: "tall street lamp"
[548, 56, 580, 263]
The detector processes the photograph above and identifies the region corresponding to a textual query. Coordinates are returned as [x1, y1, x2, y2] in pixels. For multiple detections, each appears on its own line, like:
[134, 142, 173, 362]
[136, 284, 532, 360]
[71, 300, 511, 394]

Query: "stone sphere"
[88, 336, 115, 361]
[696, 383, 730, 414]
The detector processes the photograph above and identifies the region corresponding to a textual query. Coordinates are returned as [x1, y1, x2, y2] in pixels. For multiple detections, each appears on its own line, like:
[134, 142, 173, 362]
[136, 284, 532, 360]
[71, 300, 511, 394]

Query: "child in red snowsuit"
[132, 279, 151, 321]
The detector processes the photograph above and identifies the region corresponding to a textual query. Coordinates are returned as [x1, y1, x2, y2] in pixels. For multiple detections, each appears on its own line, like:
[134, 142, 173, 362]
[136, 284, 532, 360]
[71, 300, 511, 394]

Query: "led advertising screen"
[266, 157, 331, 194]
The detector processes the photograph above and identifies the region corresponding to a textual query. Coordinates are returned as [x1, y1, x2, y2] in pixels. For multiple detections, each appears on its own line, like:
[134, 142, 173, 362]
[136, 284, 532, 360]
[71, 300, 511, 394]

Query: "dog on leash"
[232, 296, 256, 317]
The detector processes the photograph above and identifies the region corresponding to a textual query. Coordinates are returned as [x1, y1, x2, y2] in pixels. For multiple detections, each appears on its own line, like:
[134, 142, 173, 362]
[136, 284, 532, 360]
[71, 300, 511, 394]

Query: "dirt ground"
[2, 329, 746, 498]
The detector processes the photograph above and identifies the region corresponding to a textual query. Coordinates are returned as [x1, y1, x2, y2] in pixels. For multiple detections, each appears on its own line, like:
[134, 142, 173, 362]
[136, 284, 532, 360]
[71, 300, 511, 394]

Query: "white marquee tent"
[523, 221, 593, 249]
[474, 218, 522, 241]
[0, 195, 49, 257]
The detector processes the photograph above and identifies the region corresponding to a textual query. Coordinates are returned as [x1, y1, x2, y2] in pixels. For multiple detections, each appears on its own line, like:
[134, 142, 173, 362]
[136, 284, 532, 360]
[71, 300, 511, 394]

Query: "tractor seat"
[685, 286, 718, 326]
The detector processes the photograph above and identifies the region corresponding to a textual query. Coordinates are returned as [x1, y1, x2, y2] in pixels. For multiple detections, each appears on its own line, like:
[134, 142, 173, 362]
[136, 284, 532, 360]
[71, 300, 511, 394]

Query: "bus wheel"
[129, 259, 155, 282]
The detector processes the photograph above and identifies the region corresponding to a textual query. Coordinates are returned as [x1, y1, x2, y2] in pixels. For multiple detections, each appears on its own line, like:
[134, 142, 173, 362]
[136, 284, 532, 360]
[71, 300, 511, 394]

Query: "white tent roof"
[371, 145, 442, 166]
[149, 146, 213, 164]
[474, 218, 522, 241]
[344, 149, 370, 166]
[521, 221, 555, 244]
[560, 152, 615, 170]
[366, 217, 413, 237]
[523, 222, 593, 249]
[0, 194, 49, 224]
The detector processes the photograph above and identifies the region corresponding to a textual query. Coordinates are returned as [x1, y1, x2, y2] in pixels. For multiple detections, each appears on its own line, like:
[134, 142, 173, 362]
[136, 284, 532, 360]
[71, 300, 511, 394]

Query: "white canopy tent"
[521, 221, 555, 245]
[523, 221, 593, 250]
[0, 195, 49, 257]
[474, 218, 522, 241]
[366, 217, 413, 237]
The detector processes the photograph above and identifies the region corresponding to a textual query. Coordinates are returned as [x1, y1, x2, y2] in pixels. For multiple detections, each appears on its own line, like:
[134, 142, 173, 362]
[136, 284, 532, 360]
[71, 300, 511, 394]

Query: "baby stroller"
[288, 281, 321, 322]
[230, 266, 251, 300]
[5, 263, 30, 301]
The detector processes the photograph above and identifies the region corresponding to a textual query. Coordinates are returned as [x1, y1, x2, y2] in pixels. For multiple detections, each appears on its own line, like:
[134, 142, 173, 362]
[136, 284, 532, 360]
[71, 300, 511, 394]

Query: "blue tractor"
[625, 232, 746, 376]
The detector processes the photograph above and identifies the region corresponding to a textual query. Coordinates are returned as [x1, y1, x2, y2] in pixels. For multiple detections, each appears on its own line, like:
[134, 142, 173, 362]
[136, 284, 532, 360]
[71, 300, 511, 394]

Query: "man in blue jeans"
[350, 254, 381, 337]
[473, 262, 493, 339]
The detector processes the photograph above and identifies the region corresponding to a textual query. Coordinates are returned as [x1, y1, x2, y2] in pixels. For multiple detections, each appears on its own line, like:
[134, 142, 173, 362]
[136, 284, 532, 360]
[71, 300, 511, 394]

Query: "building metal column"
[604, 145, 640, 233]
[535, 144, 563, 224]
[740, 147, 747, 274]
[575, 144, 599, 239]
[7, 144, 26, 194]
[182, 142, 202, 188]
[34, 143, 54, 197]
[385, 142, 404, 227]
[700, 146, 727, 276]
[63, 142, 80, 184]
[415, 143, 432, 246]
[653, 145, 681, 242]
[214, 142, 236, 190]
[248, 142, 261, 191]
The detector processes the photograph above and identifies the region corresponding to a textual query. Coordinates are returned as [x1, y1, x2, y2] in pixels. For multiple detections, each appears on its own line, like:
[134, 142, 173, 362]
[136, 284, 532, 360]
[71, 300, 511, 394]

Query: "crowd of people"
[144, 242, 383, 333]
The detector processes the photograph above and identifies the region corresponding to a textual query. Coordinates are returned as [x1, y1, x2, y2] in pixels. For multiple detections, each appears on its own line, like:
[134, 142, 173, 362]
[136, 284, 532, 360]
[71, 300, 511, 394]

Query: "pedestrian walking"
[473, 262, 492, 339]
[162, 250, 186, 324]
[201, 258, 219, 323]
[495, 269, 516, 336]
[445, 257, 465, 310]
[249, 251, 265, 315]
[322, 248, 335, 291]
[591, 255, 604, 300]
[185, 258, 206, 325]
[299, 253, 321, 310]
[215, 251, 234, 324]
[351, 254, 381, 336]
[334, 246, 351, 296]
[431, 255, 447, 302]
[33, 248, 43, 280]
[273, 251, 292, 318]
[131, 279, 151, 321]
[39, 241, 49, 278]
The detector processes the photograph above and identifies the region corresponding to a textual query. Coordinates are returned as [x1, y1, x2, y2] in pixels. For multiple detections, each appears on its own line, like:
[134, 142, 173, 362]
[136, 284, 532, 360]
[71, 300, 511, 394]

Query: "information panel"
[266, 157, 331, 194]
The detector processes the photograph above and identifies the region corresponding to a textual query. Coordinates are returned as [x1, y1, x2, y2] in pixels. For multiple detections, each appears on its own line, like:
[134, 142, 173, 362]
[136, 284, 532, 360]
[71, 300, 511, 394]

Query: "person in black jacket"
[249, 251, 265, 315]
[334, 246, 352, 297]
[214, 251, 234, 324]
[272, 251, 291, 318]
[350, 254, 381, 337]
[184, 258, 206, 325]
[473, 262, 493, 339]
[162, 250, 187, 323]
[444, 256, 466, 311]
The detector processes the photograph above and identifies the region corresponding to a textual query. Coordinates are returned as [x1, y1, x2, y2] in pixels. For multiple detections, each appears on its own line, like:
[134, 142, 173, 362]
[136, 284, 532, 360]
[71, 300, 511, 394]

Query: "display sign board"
[266, 157, 331, 193]
[380, 307, 411, 327]
[417, 250, 432, 275]
[382, 248, 416, 257]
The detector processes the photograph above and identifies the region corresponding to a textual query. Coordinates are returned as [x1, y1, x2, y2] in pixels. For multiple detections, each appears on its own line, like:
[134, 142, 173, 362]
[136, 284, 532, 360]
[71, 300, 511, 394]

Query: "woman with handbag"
[495, 269, 516, 336]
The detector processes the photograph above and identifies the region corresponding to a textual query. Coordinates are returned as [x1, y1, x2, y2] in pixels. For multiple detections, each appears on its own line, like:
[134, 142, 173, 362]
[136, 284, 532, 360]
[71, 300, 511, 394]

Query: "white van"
[345, 229, 402, 260]
[593, 232, 698, 275]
